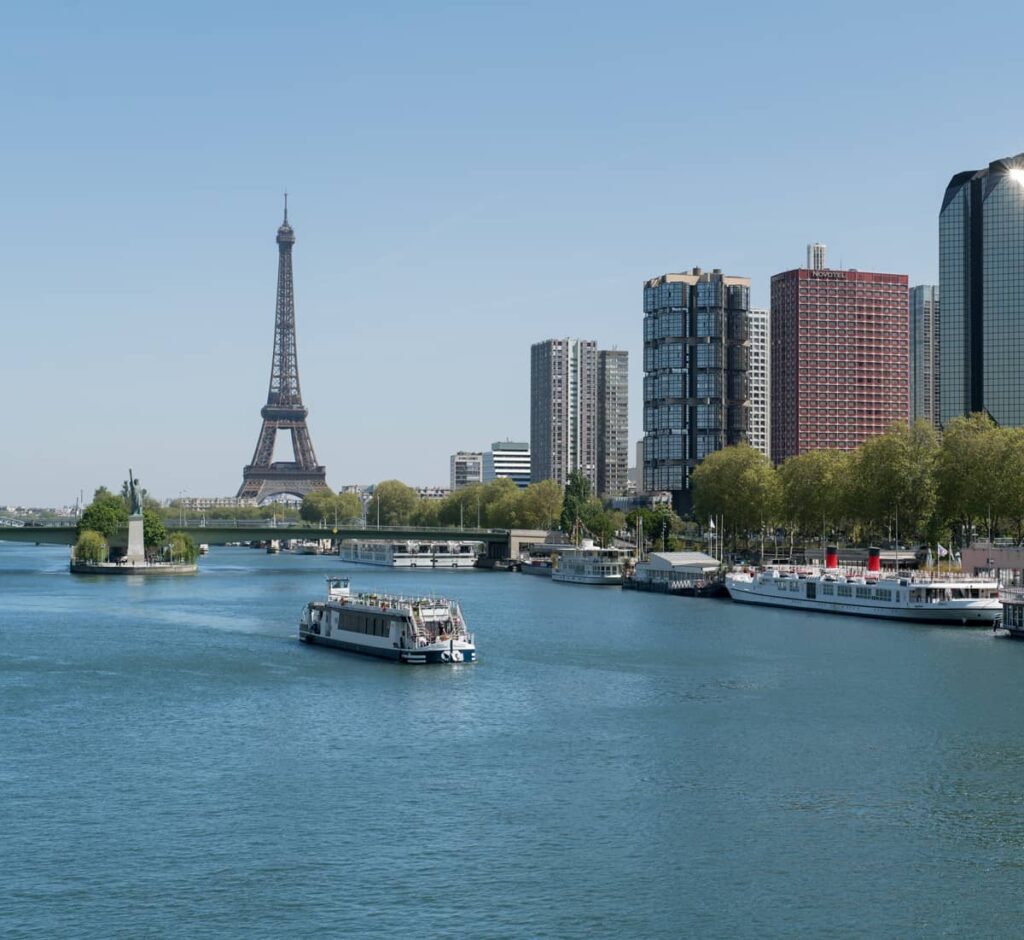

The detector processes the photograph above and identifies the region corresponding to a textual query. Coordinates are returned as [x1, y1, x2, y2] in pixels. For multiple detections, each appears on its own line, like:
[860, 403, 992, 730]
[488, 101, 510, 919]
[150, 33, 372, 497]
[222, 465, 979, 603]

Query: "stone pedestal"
[126, 513, 145, 564]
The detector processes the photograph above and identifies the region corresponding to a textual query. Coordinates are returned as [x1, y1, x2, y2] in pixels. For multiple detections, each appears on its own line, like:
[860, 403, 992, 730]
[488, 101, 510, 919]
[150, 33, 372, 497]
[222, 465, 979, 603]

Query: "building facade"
[746, 308, 771, 458]
[643, 268, 750, 513]
[449, 451, 483, 490]
[940, 153, 1024, 427]
[910, 285, 940, 428]
[530, 339, 598, 490]
[483, 441, 531, 489]
[770, 264, 909, 463]
[597, 349, 629, 496]
[807, 243, 827, 271]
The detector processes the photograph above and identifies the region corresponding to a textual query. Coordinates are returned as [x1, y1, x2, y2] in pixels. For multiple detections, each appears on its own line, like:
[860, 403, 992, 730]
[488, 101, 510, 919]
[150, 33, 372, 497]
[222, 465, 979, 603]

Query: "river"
[2, 543, 1023, 937]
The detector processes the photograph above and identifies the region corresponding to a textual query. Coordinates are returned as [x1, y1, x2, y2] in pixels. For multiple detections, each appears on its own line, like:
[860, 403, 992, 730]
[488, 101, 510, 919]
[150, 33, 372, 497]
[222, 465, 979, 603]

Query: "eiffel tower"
[237, 198, 327, 503]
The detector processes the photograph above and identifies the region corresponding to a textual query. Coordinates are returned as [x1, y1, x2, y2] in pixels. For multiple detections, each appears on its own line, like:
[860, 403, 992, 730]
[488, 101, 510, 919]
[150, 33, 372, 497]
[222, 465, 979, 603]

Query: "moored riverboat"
[551, 542, 629, 586]
[299, 577, 476, 664]
[997, 588, 1024, 638]
[725, 547, 1000, 625]
[339, 539, 482, 568]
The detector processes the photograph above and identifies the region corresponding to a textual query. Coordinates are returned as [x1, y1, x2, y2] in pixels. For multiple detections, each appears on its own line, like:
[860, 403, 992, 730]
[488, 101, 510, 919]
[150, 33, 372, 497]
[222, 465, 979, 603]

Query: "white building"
[807, 242, 827, 271]
[747, 308, 771, 459]
[449, 452, 483, 490]
[483, 441, 531, 489]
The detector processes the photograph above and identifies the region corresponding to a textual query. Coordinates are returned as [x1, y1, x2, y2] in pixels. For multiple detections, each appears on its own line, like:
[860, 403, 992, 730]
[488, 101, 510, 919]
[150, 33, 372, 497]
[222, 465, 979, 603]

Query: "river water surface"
[3, 544, 1024, 937]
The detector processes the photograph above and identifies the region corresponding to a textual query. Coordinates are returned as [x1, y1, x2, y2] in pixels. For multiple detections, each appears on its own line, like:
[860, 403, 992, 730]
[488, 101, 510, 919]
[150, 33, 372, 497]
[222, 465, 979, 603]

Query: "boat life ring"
[441, 651, 452, 663]
[451, 650, 464, 663]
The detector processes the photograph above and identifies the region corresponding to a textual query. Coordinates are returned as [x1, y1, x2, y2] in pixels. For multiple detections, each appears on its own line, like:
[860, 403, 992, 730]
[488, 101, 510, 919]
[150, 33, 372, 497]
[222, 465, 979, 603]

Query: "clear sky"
[3, 0, 1023, 506]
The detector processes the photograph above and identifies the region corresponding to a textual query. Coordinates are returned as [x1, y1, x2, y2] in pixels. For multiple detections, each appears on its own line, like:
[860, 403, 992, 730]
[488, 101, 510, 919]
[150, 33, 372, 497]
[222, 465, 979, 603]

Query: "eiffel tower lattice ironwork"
[237, 198, 327, 503]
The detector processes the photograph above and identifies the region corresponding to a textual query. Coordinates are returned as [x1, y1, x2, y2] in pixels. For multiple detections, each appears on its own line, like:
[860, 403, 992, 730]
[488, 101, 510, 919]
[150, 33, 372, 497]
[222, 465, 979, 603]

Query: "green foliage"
[625, 506, 686, 552]
[143, 508, 167, 548]
[371, 480, 420, 525]
[517, 480, 563, 530]
[779, 448, 852, 537]
[78, 487, 129, 540]
[849, 421, 938, 541]
[300, 487, 339, 524]
[936, 413, 1001, 535]
[168, 531, 199, 563]
[74, 529, 108, 564]
[692, 444, 780, 542]
[560, 470, 592, 538]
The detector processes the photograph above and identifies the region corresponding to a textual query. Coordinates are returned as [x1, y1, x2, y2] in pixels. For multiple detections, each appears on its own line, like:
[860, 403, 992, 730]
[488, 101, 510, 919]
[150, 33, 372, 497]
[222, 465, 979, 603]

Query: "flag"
[709, 518, 716, 530]
[937, 544, 949, 558]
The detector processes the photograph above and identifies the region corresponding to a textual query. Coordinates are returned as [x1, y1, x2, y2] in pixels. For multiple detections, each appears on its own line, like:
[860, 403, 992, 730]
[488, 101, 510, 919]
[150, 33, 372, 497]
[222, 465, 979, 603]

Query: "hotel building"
[770, 254, 909, 463]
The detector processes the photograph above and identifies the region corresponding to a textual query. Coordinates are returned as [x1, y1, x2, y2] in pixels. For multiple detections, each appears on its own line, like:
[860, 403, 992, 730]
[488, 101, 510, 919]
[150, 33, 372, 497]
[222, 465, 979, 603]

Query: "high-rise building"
[449, 451, 483, 490]
[747, 308, 771, 458]
[643, 268, 750, 513]
[807, 243, 827, 271]
[910, 285, 940, 428]
[483, 441, 531, 489]
[597, 349, 629, 496]
[939, 153, 1024, 427]
[531, 339, 598, 490]
[771, 261, 909, 463]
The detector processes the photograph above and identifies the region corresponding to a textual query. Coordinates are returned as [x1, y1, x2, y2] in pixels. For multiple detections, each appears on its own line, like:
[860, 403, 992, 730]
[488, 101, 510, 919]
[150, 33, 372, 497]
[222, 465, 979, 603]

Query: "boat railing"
[1001, 587, 1024, 602]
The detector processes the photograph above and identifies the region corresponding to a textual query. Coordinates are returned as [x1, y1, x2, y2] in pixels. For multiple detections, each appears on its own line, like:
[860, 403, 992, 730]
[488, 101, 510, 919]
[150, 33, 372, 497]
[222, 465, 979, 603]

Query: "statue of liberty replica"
[125, 467, 146, 563]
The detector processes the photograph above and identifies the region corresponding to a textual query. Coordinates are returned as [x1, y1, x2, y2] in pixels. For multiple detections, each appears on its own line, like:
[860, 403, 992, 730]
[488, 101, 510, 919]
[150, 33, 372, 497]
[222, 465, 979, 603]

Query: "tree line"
[691, 413, 1024, 549]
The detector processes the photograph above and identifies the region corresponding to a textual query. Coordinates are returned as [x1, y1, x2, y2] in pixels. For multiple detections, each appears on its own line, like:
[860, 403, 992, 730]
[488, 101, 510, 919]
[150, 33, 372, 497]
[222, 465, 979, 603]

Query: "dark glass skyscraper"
[643, 267, 749, 513]
[940, 153, 1024, 427]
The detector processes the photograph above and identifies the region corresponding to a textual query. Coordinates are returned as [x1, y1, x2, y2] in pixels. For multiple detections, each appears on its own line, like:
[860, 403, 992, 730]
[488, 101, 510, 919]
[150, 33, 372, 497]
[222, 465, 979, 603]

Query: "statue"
[128, 468, 144, 516]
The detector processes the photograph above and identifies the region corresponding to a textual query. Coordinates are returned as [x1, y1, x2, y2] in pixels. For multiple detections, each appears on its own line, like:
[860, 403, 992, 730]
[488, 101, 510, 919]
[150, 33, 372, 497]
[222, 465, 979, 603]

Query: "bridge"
[0, 521, 548, 561]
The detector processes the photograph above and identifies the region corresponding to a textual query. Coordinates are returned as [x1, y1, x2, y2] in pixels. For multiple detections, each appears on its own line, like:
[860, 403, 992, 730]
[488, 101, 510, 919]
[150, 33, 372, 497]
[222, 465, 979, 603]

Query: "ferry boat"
[299, 577, 476, 664]
[725, 546, 1001, 625]
[339, 539, 482, 568]
[551, 541, 629, 586]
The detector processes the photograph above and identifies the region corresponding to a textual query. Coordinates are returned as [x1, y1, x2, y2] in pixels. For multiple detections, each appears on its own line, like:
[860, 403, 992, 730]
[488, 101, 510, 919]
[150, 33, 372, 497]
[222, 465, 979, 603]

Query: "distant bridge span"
[0, 523, 549, 560]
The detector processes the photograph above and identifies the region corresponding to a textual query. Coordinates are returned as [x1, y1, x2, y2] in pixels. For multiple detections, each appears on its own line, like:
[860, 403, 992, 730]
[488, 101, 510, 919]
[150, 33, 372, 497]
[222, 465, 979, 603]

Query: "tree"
[560, 470, 592, 538]
[480, 478, 521, 528]
[168, 531, 198, 563]
[371, 480, 420, 526]
[996, 428, 1024, 540]
[936, 413, 1001, 542]
[78, 487, 128, 540]
[335, 491, 363, 524]
[74, 529, 108, 564]
[779, 448, 852, 539]
[143, 508, 167, 548]
[300, 488, 338, 524]
[692, 445, 780, 546]
[518, 480, 563, 530]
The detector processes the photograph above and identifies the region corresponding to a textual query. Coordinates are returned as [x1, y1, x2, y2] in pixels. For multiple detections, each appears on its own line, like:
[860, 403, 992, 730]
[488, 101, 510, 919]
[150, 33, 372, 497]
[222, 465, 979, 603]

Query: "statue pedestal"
[125, 514, 145, 564]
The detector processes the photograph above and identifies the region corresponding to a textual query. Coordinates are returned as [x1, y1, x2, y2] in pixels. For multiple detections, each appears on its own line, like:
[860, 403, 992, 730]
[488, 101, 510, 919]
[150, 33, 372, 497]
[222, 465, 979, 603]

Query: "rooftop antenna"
[283, 191, 288, 224]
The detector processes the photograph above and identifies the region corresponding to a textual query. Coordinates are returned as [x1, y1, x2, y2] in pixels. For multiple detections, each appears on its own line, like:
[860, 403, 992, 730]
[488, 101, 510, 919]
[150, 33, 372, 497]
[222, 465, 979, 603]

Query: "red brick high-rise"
[770, 265, 909, 463]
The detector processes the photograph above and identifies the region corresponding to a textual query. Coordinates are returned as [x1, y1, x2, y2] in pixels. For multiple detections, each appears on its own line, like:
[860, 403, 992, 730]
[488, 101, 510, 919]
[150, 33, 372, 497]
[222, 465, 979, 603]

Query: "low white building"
[632, 551, 720, 589]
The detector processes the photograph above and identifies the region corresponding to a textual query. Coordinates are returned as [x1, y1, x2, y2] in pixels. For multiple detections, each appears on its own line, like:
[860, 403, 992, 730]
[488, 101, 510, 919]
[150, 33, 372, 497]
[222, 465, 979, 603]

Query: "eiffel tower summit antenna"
[237, 200, 327, 503]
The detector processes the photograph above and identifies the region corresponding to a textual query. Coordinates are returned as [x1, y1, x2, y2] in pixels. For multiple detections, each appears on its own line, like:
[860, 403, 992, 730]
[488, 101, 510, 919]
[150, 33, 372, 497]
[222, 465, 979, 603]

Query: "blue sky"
[3, 0, 1023, 505]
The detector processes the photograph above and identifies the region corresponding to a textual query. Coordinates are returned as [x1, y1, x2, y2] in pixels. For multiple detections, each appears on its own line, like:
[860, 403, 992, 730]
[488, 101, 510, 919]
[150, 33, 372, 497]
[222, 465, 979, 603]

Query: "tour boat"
[725, 546, 1001, 624]
[339, 539, 482, 568]
[551, 541, 629, 586]
[299, 577, 476, 664]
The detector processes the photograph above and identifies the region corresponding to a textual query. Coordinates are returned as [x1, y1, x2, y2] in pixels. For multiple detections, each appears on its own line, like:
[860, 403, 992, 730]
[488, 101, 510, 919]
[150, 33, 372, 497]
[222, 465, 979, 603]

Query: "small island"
[70, 470, 199, 576]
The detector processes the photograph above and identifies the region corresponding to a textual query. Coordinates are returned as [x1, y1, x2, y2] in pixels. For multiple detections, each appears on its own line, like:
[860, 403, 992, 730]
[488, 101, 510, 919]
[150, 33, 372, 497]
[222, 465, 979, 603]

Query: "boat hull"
[551, 573, 622, 585]
[726, 580, 1000, 624]
[300, 632, 476, 664]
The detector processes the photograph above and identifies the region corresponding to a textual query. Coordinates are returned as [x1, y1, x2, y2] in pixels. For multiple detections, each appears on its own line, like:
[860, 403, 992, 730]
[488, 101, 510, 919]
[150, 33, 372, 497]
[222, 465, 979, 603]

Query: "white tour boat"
[725, 547, 1001, 624]
[339, 539, 483, 568]
[299, 577, 476, 664]
[551, 541, 629, 586]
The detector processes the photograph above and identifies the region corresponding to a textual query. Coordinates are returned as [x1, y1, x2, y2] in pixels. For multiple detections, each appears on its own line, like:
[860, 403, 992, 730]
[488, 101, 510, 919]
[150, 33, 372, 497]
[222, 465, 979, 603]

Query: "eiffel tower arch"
[238, 199, 328, 504]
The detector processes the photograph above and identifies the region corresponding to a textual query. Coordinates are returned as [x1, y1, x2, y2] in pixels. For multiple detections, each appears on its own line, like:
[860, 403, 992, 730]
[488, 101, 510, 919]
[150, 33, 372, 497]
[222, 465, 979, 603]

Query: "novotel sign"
[809, 269, 847, 280]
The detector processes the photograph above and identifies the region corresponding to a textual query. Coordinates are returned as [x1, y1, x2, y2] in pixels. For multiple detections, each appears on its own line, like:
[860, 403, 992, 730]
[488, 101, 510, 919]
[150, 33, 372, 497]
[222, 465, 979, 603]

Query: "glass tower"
[643, 267, 750, 513]
[940, 153, 1024, 427]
